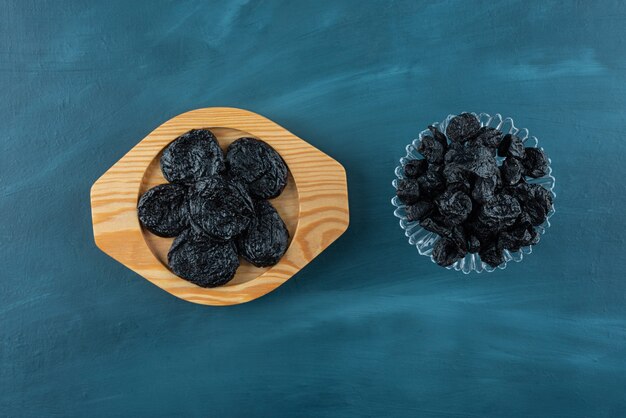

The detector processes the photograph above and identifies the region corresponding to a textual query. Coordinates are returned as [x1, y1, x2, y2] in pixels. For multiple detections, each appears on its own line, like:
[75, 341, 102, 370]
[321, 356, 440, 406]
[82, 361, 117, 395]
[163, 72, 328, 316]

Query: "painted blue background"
[2, 1, 625, 417]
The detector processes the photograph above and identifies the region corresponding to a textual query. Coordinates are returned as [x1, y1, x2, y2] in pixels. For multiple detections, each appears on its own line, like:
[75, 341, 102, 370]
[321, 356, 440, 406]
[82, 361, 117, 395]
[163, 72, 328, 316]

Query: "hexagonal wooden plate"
[90, 107, 349, 306]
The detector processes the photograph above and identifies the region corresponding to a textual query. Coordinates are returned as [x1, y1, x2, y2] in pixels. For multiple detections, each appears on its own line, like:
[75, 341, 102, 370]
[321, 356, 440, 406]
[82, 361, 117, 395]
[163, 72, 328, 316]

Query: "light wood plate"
[90, 107, 349, 306]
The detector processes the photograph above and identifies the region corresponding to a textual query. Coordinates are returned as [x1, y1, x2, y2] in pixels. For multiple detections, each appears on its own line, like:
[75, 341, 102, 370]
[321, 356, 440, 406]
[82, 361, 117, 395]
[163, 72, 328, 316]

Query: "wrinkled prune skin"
[406, 200, 433, 222]
[160, 129, 225, 184]
[168, 230, 239, 287]
[237, 200, 289, 267]
[473, 126, 503, 149]
[499, 226, 533, 252]
[478, 194, 522, 230]
[436, 190, 472, 225]
[417, 165, 445, 197]
[498, 134, 525, 159]
[461, 146, 498, 178]
[432, 237, 467, 267]
[187, 176, 254, 241]
[471, 175, 497, 204]
[467, 234, 481, 253]
[404, 159, 428, 179]
[420, 216, 450, 237]
[138, 183, 188, 237]
[446, 113, 481, 143]
[523, 148, 549, 178]
[500, 157, 524, 186]
[417, 135, 445, 164]
[516, 183, 554, 226]
[396, 179, 421, 204]
[428, 125, 449, 149]
[226, 137, 288, 199]
[479, 243, 504, 268]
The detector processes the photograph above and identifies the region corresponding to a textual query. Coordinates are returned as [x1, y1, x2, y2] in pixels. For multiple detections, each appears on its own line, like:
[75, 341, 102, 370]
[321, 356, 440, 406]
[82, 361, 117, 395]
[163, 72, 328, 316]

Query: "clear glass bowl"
[391, 112, 556, 273]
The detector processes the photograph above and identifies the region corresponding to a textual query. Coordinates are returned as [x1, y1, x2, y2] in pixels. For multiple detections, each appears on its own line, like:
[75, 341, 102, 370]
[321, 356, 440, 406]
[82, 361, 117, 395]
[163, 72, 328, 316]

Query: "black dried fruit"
[396, 179, 421, 204]
[458, 146, 498, 179]
[417, 164, 445, 197]
[432, 237, 466, 267]
[428, 125, 448, 149]
[237, 200, 289, 267]
[473, 126, 502, 148]
[226, 137, 288, 199]
[138, 183, 188, 237]
[471, 175, 497, 204]
[478, 194, 522, 230]
[420, 216, 450, 237]
[497, 134, 525, 159]
[168, 230, 239, 287]
[417, 135, 445, 164]
[522, 148, 549, 178]
[406, 200, 433, 222]
[160, 129, 225, 184]
[187, 176, 254, 241]
[446, 113, 480, 143]
[500, 157, 524, 186]
[404, 159, 428, 179]
[516, 183, 553, 226]
[479, 243, 504, 268]
[467, 234, 481, 253]
[436, 190, 472, 225]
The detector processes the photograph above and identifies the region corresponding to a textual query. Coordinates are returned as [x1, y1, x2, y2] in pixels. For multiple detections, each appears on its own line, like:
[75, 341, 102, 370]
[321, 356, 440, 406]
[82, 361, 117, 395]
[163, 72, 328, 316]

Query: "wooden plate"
[90, 107, 349, 306]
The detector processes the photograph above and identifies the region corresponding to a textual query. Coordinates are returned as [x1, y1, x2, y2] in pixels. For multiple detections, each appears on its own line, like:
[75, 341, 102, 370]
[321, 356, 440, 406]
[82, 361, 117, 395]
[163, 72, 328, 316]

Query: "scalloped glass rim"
[391, 112, 556, 274]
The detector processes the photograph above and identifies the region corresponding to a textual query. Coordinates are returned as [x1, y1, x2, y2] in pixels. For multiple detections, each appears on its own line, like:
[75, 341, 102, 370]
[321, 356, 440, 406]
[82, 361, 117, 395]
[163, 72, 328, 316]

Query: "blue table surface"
[2, 1, 626, 417]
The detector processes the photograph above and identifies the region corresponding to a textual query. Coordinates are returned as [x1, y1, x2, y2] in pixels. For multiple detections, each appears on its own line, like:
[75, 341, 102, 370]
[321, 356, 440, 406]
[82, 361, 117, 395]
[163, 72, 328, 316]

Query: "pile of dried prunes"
[396, 113, 553, 268]
[138, 129, 290, 287]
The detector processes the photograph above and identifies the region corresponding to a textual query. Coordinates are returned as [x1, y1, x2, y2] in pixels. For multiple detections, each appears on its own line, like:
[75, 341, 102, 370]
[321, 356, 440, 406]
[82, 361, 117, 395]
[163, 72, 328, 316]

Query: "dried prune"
[237, 200, 289, 267]
[187, 176, 254, 241]
[420, 216, 450, 237]
[467, 234, 481, 253]
[471, 175, 497, 204]
[417, 135, 445, 164]
[497, 134, 525, 159]
[168, 230, 239, 287]
[432, 237, 466, 267]
[396, 179, 421, 204]
[226, 137, 288, 199]
[406, 200, 433, 222]
[499, 226, 533, 252]
[478, 194, 522, 230]
[160, 129, 225, 184]
[516, 183, 553, 226]
[473, 126, 502, 148]
[417, 164, 445, 197]
[500, 157, 523, 186]
[404, 159, 428, 179]
[459, 146, 498, 179]
[479, 243, 504, 268]
[522, 148, 549, 178]
[436, 190, 472, 225]
[446, 113, 480, 143]
[138, 183, 188, 237]
[428, 125, 448, 149]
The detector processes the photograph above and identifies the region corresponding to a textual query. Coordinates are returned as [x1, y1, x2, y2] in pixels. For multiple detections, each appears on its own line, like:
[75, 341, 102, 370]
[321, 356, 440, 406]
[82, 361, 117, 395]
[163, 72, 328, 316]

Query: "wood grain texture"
[90, 107, 349, 305]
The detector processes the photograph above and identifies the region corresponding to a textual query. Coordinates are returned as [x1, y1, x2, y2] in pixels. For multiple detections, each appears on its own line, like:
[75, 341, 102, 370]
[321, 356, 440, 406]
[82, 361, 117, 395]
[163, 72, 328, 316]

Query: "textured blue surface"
[2, 1, 626, 417]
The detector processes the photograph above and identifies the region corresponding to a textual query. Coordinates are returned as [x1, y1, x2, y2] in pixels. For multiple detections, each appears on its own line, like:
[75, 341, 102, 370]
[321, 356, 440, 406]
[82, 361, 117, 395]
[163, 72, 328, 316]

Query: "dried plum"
[396, 179, 421, 204]
[436, 190, 472, 225]
[479, 243, 504, 268]
[446, 113, 480, 143]
[417, 135, 445, 164]
[432, 237, 466, 267]
[168, 230, 239, 287]
[397, 113, 553, 269]
[237, 200, 289, 267]
[404, 159, 428, 179]
[187, 176, 254, 241]
[406, 200, 433, 222]
[138, 183, 188, 237]
[160, 129, 225, 184]
[500, 157, 523, 186]
[226, 137, 288, 199]
[522, 148, 549, 178]
[497, 134, 525, 159]
[478, 194, 522, 230]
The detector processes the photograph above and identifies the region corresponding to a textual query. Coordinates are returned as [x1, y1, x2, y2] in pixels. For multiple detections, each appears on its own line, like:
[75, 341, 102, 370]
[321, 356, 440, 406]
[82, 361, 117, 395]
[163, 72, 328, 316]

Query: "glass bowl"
[391, 112, 556, 273]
